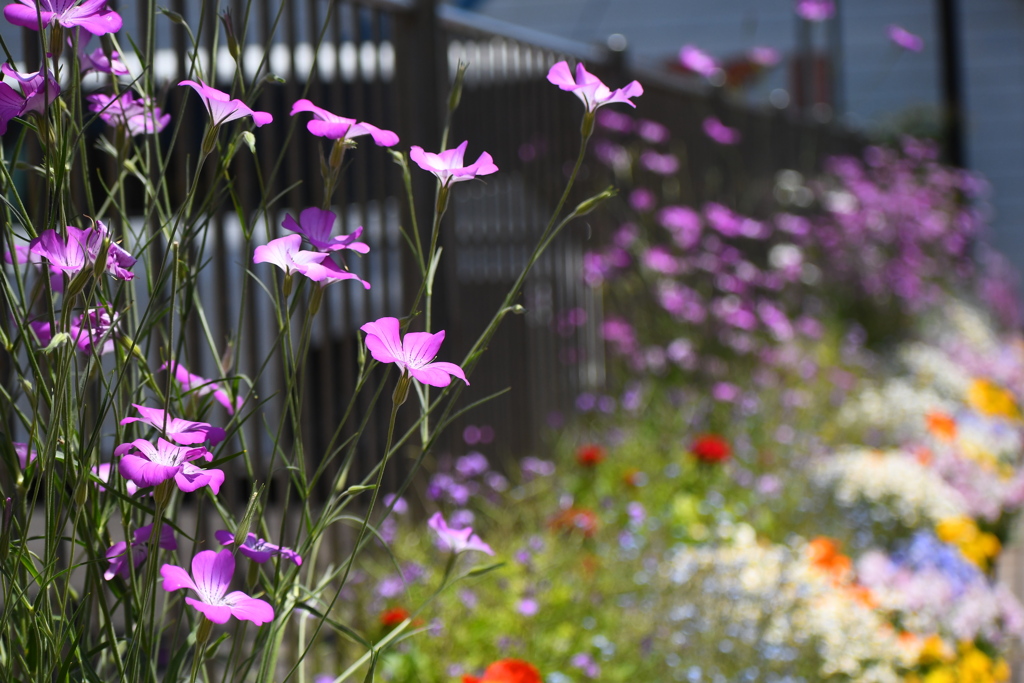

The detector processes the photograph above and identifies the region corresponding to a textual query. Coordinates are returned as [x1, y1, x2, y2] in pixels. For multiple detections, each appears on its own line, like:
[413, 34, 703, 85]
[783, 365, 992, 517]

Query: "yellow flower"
[922, 667, 955, 683]
[936, 517, 1001, 569]
[967, 378, 1020, 419]
[917, 634, 954, 665]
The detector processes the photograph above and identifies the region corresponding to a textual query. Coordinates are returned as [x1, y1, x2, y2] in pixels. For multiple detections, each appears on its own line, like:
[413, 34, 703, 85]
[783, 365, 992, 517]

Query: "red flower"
[548, 507, 599, 538]
[378, 607, 409, 629]
[690, 434, 731, 463]
[575, 443, 606, 467]
[463, 659, 542, 683]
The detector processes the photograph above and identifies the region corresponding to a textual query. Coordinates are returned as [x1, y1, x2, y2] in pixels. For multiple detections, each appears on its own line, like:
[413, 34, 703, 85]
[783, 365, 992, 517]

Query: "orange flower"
[548, 507, 599, 538]
[690, 434, 731, 463]
[462, 659, 542, 683]
[379, 607, 409, 629]
[807, 537, 852, 582]
[846, 583, 877, 608]
[575, 444, 606, 467]
[926, 411, 957, 442]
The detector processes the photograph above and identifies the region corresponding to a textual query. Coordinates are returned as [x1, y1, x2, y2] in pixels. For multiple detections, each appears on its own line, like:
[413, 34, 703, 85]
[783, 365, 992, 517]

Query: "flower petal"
[185, 597, 233, 624]
[223, 591, 275, 625]
[191, 549, 234, 604]
[160, 563, 198, 592]
[360, 317, 405, 365]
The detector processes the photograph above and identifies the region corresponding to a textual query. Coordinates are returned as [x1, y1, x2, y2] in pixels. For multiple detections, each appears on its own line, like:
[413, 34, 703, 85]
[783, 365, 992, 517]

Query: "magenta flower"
[639, 151, 679, 175]
[282, 208, 370, 253]
[795, 0, 835, 22]
[92, 462, 139, 496]
[289, 99, 398, 146]
[427, 512, 494, 555]
[78, 43, 129, 75]
[888, 25, 924, 52]
[703, 117, 741, 145]
[546, 61, 642, 112]
[162, 361, 243, 414]
[120, 404, 226, 446]
[4, 0, 122, 34]
[360, 317, 468, 388]
[0, 85, 22, 134]
[88, 92, 170, 136]
[253, 234, 370, 288]
[409, 140, 498, 187]
[12, 442, 36, 470]
[115, 437, 223, 494]
[749, 47, 782, 67]
[68, 308, 119, 355]
[30, 221, 136, 280]
[214, 530, 303, 566]
[104, 523, 176, 581]
[679, 45, 719, 77]
[1, 64, 59, 115]
[179, 80, 272, 127]
[161, 549, 274, 625]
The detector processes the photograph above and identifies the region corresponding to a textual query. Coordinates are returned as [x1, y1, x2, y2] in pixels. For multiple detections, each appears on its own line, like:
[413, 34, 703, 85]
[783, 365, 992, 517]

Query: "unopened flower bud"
[392, 373, 411, 407]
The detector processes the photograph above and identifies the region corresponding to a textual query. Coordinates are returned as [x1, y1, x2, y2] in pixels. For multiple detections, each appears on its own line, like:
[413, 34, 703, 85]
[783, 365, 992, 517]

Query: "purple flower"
[409, 140, 498, 186]
[88, 91, 170, 136]
[282, 207, 370, 253]
[703, 117, 741, 145]
[517, 598, 539, 616]
[30, 221, 136, 280]
[679, 45, 718, 77]
[383, 493, 408, 515]
[888, 25, 924, 52]
[427, 512, 494, 555]
[179, 80, 272, 127]
[639, 151, 679, 175]
[214, 530, 302, 566]
[120, 404, 225, 446]
[596, 109, 633, 133]
[546, 60, 642, 111]
[161, 549, 274, 625]
[104, 523, 176, 581]
[162, 361, 242, 414]
[455, 452, 489, 477]
[116, 437, 223, 494]
[254, 234, 370, 288]
[12, 442, 35, 469]
[360, 317, 468, 388]
[711, 382, 740, 402]
[5, 0, 122, 34]
[658, 206, 702, 249]
[637, 119, 669, 144]
[749, 46, 781, 67]
[570, 653, 601, 679]
[69, 308, 119, 355]
[2, 64, 58, 116]
[78, 43, 129, 75]
[92, 462, 139, 496]
[521, 457, 555, 478]
[290, 99, 398, 145]
[795, 0, 835, 21]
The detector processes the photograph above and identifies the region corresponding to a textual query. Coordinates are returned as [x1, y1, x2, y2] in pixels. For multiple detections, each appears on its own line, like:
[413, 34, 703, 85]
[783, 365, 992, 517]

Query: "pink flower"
[360, 317, 468, 388]
[1, 63, 58, 116]
[703, 117, 741, 145]
[253, 234, 370, 288]
[282, 207, 370, 253]
[68, 308, 119, 355]
[639, 151, 679, 175]
[104, 523, 176, 581]
[162, 361, 242, 414]
[115, 437, 223, 494]
[409, 140, 498, 186]
[795, 0, 834, 22]
[427, 512, 494, 555]
[546, 61, 642, 112]
[289, 99, 398, 145]
[679, 45, 718, 77]
[888, 25, 924, 52]
[92, 462, 139, 496]
[12, 442, 36, 469]
[161, 549, 275, 625]
[78, 43, 129, 75]
[179, 80, 272, 127]
[88, 91, 170, 136]
[749, 47, 781, 67]
[29, 221, 136, 280]
[214, 530, 302, 566]
[5, 0, 122, 35]
[120, 404, 226, 446]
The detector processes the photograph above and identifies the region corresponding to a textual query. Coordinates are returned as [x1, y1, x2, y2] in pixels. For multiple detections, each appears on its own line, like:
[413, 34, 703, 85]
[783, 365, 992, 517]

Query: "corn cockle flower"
[703, 117, 741, 145]
[161, 549, 275, 625]
[30, 221, 136, 280]
[283, 207, 370, 253]
[88, 92, 170, 136]
[290, 99, 398, 146]
[12, 442, 36, 470]
[104, 523, 176, 581]
[888, 25, 924, 52]
[795, 0, 835, 22]
[162, 361, 243, 414]
[214, 530, 303, 566]
[254, 235, 370, 288]
[427, 512, 494, 555]
[116, 437, 223, 494]
[4, 0, 122, 34]
[1, 64, 59, 115]
[678, 45, 719, 78]
[78, 43, 129, 75]
[546, 61, 642, 112]
[409, 140, 498, 187]
[120, 404, 226, 446]
[360, 317, 468, 388]
[179, 80, 272, 127]
[92, 462, 139, 496]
